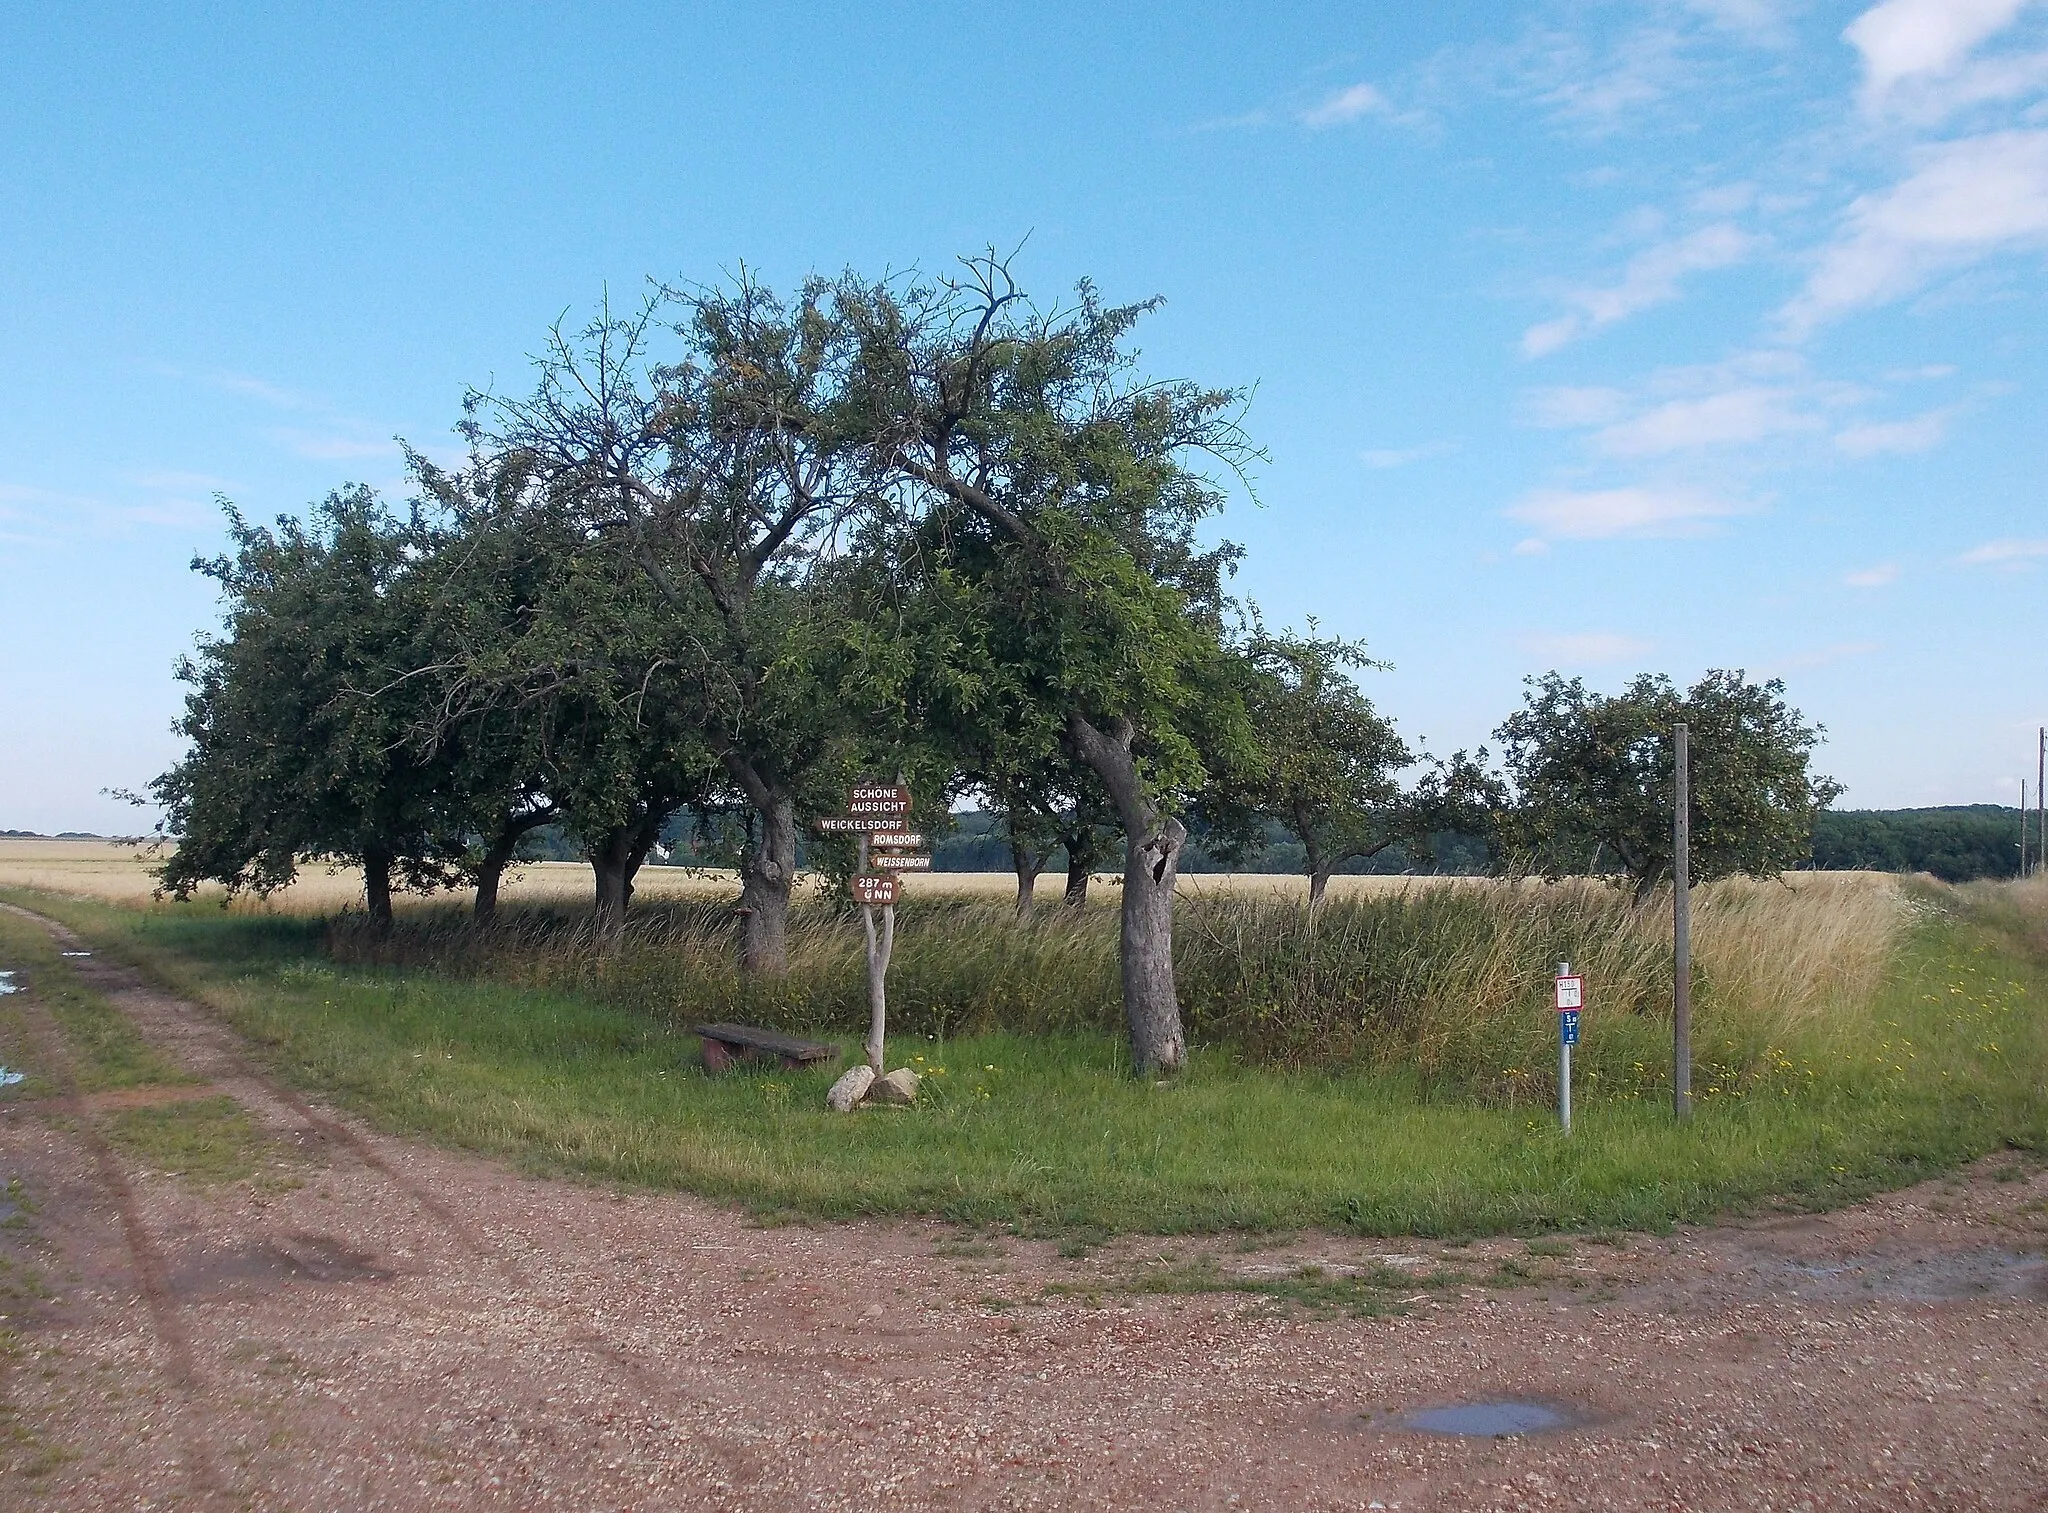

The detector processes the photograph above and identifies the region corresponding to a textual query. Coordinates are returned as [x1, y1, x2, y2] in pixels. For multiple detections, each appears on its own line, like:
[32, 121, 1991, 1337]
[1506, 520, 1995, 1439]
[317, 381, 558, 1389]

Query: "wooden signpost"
[818, 782, 927, 1072]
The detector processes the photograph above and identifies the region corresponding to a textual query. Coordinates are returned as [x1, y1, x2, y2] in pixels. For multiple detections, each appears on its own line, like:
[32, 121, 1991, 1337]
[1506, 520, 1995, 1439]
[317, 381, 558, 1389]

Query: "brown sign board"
[852, 874, 899, 905]
[871, 853, 933, 872]
[868, 831, 925, 850]
[815, 815, 903, 833]
[848, 783, 912, 813]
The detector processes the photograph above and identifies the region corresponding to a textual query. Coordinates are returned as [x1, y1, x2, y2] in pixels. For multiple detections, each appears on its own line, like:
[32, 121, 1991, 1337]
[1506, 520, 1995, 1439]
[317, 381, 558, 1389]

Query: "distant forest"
[1807, 805, 2024, 882]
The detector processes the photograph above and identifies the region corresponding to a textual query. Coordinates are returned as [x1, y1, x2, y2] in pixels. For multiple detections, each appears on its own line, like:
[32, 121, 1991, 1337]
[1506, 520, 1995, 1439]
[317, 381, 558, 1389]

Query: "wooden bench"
[693, 1022, 841, 1074]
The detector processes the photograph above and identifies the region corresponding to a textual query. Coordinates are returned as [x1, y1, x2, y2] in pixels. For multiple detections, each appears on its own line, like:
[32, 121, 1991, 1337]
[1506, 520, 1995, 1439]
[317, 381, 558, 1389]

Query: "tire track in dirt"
[0, 908, 227, 1506]
[2, 901, 764, 1495]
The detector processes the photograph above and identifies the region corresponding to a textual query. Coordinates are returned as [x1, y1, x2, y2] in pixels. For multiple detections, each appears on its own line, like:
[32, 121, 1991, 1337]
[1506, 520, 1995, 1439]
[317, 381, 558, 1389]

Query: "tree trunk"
[362, 845, 394, 932]
[589, 807, 667, 945]
[738, 792, 796, 975]
[1068, 713, 1187, 1076]
[1010, 838, 1046, 920]
[1309, 865, 1335, 908]
[1062, 828, 1098, 907]
[474, 832, 518, 923]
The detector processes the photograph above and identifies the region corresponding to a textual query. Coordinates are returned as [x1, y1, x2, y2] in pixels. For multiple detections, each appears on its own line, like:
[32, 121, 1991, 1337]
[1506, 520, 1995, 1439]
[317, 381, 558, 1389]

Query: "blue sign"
[1559, 1009, 1581, 1046]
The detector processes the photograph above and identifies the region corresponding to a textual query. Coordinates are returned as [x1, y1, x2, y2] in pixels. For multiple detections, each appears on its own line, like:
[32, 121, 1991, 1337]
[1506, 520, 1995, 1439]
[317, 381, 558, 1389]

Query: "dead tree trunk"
[1068, 712, 1187, 1076]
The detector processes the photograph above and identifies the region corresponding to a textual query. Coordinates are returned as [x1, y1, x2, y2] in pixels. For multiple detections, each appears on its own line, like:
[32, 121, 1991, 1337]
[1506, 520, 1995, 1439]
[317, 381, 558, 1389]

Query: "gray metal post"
[1557, 959, 1572, 1134]
[1673, 723, 1692, 1124]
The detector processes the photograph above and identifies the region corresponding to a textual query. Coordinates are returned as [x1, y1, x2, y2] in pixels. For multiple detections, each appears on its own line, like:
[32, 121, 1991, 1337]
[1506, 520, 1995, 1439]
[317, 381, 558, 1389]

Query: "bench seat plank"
[693, 1022, 840, 1072]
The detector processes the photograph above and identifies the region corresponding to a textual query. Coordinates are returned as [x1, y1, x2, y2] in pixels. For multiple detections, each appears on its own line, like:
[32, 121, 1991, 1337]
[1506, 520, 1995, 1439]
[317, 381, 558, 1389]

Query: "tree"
[832, 255, 1260, 1075]
[458, 282, 868, 970]
[152, 488, 463, 927]
[1496, 669, 1842, 904]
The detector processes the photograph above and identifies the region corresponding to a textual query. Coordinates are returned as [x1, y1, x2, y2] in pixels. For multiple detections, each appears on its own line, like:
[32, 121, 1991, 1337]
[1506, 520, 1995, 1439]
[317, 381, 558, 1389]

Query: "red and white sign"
[871, 853, 932, 872]
[852, 874, 899, 905]
[1554, 975, 1583, 1011]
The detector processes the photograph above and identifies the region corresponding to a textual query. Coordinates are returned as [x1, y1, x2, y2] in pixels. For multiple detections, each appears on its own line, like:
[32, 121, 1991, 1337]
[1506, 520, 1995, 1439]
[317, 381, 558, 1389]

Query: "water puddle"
[1396, 1400, 1580, 1437]
[60, 951, 91, 958]
[0, 970, 18, 995]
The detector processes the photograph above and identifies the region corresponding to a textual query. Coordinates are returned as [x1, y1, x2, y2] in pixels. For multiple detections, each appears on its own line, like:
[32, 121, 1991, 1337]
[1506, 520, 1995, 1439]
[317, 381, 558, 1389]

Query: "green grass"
[0, 910, 190, 1093]
[1044, 1257, 1449, 1317]
[98, 1095, 287, 1187]
[2, 883, 2043, 1237]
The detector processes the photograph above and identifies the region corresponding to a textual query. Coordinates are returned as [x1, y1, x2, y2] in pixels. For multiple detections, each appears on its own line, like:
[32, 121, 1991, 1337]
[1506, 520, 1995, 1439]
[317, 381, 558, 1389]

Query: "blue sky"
[3, 0, 2045, 832]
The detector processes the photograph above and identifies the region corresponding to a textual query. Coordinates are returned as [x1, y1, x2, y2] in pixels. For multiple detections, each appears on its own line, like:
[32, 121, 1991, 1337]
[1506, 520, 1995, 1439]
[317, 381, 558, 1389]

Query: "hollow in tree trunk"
[1067, 713, 1187, 1076]
[737, 792, 796, 975]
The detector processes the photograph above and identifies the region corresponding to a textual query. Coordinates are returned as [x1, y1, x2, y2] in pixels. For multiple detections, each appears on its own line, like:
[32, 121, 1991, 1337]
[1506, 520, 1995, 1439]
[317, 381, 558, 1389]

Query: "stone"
[868, 1068, 921, 1105]
[825, 1064, 876, 1112]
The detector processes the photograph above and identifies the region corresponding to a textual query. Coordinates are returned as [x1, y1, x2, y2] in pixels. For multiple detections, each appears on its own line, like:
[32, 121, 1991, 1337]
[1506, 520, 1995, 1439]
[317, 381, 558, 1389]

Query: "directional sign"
[816, 815, 905, 833]
[852, 874, 899, 905]
[871, 853, 932, 872]
[847, 783, 912, 815]
[868, 831, 925, 850]
[1554, 975, 1583, 1011]
[1559, 1009, 1581, 1046]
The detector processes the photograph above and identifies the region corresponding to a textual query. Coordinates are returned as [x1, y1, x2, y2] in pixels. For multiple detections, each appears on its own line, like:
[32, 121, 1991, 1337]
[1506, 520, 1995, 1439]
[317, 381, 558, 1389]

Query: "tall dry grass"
[324, 871, 1906, 1104]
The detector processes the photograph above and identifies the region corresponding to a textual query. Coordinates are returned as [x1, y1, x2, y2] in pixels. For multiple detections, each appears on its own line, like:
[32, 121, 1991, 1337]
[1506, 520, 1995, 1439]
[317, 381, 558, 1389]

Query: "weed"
[99, 1097, 295, 1188]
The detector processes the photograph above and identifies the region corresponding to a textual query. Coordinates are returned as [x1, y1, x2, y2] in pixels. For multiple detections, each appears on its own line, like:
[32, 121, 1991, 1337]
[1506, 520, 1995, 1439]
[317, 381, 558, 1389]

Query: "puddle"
[60, 951, 91, 958]
[1396, 1400, 1580, 1437]
[1761, 1249, 2048, 1303]
[171, 1233, 394, 1296]
[0, 970, 17, 995]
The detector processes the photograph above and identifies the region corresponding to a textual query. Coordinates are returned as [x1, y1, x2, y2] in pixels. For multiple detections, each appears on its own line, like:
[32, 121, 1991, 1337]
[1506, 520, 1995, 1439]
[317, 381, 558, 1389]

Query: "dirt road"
[1, 904, 2043, 1511]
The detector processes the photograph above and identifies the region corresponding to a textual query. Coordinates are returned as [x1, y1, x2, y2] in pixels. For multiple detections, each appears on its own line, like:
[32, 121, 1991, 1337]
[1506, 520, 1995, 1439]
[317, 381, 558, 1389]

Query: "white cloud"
[1846, 0, 2036, 101]
[1518, 630, 1656, 665]
[1521, 386, 1629, 428]
[1682, 0, 1796, 41]
[1361, 440, 1456, 468]
[1781, 129, 2048, 333]
[1523, 222, 1757, 355]
[1506, 485, 1752, 543]
[1834, 407, 1955, 455]
[1594, 386, 1820, 455]
[1300, 83, 1392, 128]
[270, 431, 400, 461]
[1844, 563, 1901, 587]
[123, 467, 232, 492]
[1959, 536, 2048, 565]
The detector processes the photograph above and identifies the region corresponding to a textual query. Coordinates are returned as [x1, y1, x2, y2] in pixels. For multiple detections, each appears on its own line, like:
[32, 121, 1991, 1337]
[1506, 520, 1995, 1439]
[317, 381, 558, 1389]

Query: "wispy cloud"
[1300, 82, 1393, 128]
[1847, 0, 2046, 118]
[267, 430, 401, 462]
[1780, 129, 2048, 334]
[1959, 536, 2048, 566]
[1523, 222, 1758, 355]
[1506, 485, 1753, 548]
[1593, 385, 1820, 456]
[1834, 406, 1956, 455]
[1518, 630, 1655, 664]
[1844, 562, 1901, 587]
[1521, 386, 1629, 428]
[122, 467, 234, 492]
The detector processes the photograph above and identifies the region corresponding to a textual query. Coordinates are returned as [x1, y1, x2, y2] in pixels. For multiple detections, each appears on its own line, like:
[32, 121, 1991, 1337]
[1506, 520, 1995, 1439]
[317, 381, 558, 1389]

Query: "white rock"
[868, 1068, 921, 1105]
[825, 1064, 876, 1112]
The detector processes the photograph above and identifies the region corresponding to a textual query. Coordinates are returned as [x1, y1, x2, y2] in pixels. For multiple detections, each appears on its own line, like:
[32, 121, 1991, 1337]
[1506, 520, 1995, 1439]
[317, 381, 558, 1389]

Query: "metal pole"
[1673, 723, 1692, 1124]
[1557, 959, 1572, 1134]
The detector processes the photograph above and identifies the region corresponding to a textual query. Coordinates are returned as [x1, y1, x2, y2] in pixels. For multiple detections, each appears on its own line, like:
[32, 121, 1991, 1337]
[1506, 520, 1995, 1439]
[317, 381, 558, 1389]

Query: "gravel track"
[0, 903, 2043, 1511]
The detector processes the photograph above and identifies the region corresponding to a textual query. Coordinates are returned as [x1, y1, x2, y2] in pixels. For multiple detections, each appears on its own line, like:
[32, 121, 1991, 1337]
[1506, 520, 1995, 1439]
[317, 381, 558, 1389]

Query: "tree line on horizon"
[147, 255, 1841, 1074]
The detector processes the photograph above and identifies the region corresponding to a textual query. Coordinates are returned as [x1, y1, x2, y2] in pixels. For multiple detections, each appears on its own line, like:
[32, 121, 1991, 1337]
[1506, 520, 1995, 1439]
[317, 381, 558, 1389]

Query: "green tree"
[1496, 669, 1842, 904]
[152, 488, 463, 927]
[833, 256, 1260, 1075]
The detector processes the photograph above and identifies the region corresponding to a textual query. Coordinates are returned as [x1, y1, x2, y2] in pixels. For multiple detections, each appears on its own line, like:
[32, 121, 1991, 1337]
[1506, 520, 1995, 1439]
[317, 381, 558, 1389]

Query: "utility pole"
[2025, 780, 2033, 879]
[1673, 723, 1692, 1124]
[2037, 726, 2044, 879]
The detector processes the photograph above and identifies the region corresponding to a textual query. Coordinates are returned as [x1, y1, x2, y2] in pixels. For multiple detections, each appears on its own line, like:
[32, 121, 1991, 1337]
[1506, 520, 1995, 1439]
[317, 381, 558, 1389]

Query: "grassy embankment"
[0, 873, 2042, 1237]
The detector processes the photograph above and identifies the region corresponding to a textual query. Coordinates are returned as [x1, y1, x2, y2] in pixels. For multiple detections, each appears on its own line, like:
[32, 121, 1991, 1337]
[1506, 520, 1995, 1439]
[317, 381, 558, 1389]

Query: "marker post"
[1555, 961, 1582, 1133]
